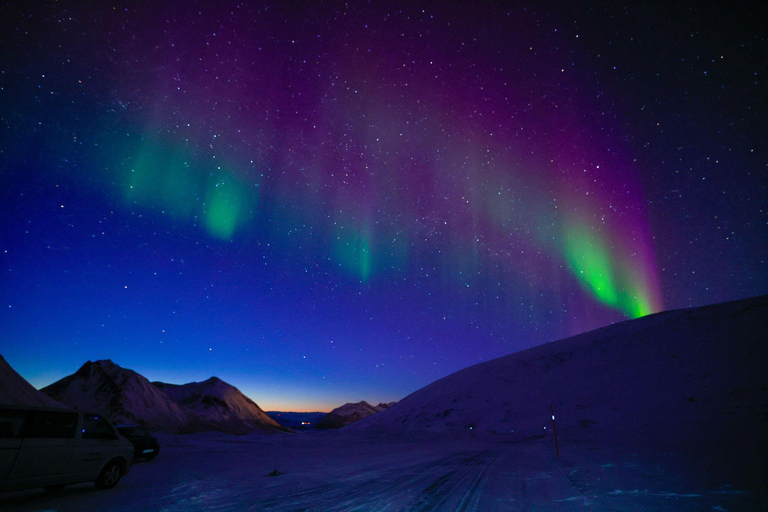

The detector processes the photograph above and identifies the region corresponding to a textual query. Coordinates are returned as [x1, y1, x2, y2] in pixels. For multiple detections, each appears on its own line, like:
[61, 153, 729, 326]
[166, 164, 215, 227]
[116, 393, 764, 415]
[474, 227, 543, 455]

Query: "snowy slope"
[0, 355, 63, 407]
[153, 377, 289, 434]
[315, 400, 395, 428]
[353, 295, 768, 458]
[40, 360, 194, 431]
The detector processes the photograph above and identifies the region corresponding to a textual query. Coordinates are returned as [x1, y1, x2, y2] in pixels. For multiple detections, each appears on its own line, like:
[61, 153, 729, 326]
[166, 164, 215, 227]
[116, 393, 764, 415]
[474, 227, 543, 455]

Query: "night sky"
[1, 2, 765, 411]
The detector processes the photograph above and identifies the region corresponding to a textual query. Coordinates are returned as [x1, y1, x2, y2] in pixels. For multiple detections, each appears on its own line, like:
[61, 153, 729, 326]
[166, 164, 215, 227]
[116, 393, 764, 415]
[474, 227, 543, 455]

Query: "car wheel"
[95, 459, 123, 489]
[145, 448, 159, 460]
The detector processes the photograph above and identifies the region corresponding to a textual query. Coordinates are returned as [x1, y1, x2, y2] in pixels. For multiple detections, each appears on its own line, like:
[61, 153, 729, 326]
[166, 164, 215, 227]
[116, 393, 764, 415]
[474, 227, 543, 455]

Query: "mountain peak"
[152, 377, 288, 434]
[314, 400, 390, 429]
[42, 360, 193, 432]
[76, 359, 120, 375]
[82, 359, 117, 368]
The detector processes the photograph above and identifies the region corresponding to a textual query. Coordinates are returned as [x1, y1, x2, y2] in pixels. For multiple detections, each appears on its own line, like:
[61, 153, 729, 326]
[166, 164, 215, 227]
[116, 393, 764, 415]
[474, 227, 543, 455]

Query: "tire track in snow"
[260, 450, 500, 511]
[410, 451, 496, 512]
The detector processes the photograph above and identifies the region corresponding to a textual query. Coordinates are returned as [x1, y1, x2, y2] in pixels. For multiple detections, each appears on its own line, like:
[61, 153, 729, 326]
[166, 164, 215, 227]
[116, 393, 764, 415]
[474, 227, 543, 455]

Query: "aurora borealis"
[2, 2, 765, 411]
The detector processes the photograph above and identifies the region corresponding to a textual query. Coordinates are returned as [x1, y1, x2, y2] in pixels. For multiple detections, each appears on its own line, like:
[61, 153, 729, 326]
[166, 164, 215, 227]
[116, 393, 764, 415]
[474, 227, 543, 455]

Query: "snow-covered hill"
[353, 295, 768, 461]
[0, 355, 63, 407]
[153, 377, 289, 434]
[40, 360, 195, 431]
[315, 400, 396, 429]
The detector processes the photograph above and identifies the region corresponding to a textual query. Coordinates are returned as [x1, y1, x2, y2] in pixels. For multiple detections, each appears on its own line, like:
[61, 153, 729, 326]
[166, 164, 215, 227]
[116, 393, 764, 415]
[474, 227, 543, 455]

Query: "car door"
[8, 410, 78, 483]
[69, 414, 120, 479]
[0, 409, 26, 483]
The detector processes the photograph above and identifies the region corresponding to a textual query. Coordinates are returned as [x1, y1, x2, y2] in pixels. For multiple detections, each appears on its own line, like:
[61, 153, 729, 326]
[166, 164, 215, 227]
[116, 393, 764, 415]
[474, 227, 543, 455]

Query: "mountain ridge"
[314, 400, 397, 429]
[153, 377, 289, 434]
[41, 359, 195, 431]
[38, 360, 286, 434]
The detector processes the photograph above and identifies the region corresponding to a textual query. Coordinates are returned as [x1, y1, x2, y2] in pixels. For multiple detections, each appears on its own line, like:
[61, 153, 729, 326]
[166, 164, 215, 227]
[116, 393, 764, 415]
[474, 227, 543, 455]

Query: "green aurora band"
[563, 221, 655, 318]
[123, 136, 255, 241]
[116, 132, 659, 318]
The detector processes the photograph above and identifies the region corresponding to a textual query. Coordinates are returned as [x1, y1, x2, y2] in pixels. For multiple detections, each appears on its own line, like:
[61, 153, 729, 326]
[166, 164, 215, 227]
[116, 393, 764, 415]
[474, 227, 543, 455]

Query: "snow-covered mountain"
[315, 400, 396, 429]
[153, 377, 289, 434]
[39, 361, 287, 434]
[352, 295, 768, 460]
[0, 355, 63, 407]
[374, 402, 397, 412]
[40, 359, 194, 431]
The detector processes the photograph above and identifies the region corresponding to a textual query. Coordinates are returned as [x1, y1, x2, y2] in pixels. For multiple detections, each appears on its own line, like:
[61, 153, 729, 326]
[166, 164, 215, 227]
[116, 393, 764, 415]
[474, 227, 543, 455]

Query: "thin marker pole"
[551, 403, 560, 458]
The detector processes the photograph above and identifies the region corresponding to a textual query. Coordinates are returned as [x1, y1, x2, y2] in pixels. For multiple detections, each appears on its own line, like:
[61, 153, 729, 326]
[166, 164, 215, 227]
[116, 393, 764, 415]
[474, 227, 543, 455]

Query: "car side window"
[82, 415, 116, 439]
[25, 411, 78, 438]
[0, 410, 27, 438]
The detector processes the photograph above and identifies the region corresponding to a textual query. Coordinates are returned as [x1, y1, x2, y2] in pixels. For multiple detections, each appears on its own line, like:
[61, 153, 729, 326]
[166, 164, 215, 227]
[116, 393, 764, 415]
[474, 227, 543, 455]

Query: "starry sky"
[1, 2, 766, 411]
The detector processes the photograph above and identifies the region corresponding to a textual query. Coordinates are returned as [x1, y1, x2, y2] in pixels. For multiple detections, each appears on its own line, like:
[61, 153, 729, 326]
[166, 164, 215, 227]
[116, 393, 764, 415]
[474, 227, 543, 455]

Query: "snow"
[40, 360, 194, 431]
[1, 295, 766, 509]
[0, 429, 764, 511]
[352, 295, 768, 465]
[37, 361, 286, 434]
[314, 400, 394, 428]
[153, 377, 287, 434]
[332, 401, 379, 418]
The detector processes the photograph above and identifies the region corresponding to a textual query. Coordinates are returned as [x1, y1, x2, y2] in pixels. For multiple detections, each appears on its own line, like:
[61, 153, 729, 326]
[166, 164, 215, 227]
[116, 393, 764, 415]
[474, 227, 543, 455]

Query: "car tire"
[95, 459, 123, 489]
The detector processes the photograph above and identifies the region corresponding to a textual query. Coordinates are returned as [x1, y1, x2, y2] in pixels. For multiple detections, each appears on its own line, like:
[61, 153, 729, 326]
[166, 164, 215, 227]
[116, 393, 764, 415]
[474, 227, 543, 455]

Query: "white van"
[0, 405, 134, 492]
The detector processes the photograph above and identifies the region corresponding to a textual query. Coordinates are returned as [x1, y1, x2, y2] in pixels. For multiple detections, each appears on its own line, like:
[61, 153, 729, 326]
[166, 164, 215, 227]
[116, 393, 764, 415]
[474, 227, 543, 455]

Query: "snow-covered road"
[0, 430, 762, 511]
[261, 449, 504, 511]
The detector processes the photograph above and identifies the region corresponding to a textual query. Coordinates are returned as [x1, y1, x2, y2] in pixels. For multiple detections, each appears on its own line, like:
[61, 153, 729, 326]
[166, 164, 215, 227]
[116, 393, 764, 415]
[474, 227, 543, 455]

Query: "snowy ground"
[1, 430, 764, 511]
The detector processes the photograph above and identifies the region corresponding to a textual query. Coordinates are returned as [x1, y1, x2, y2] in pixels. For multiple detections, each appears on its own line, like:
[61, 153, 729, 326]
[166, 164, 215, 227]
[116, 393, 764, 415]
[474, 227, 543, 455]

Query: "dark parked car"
[115, 425, 160, 460]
